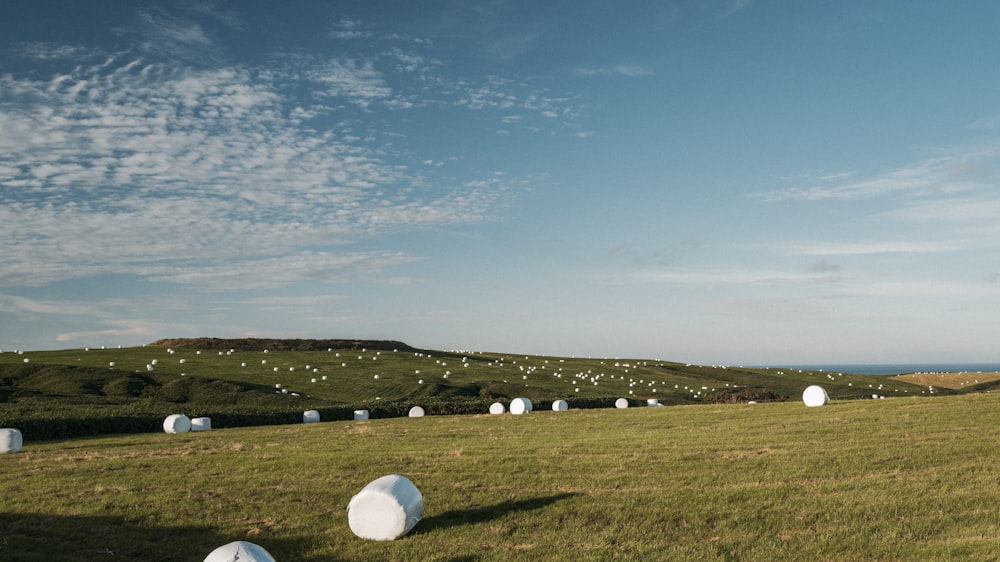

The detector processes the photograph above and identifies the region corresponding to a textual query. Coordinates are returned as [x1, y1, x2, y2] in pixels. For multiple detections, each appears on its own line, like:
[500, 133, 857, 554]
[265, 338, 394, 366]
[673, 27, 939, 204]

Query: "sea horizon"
[769, 363, 1000, 376]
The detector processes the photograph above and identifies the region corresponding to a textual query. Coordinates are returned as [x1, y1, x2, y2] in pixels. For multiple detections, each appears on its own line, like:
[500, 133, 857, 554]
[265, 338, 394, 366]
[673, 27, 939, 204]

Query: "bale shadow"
[0, 512, 338, 562]
[413, 492, 581, 535]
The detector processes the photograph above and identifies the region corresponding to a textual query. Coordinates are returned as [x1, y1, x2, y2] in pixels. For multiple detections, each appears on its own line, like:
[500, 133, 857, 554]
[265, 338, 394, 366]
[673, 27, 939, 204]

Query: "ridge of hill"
[148, 337, 416, 352]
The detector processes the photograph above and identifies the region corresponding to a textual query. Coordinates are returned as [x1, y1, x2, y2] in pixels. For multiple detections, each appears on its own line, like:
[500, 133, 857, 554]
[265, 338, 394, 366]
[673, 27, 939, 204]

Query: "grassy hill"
[0, 338, 972, 439]
[2, 392, 997, 560]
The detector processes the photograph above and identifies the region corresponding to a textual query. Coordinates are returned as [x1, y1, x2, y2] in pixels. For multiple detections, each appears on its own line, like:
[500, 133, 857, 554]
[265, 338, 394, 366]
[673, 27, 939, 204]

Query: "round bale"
[802, 385, 830, 407]
[203, 540, 276, 562]
[347, 474, 423, 541]
[354, 409, 370, 421]
[408, 406, 425, 418]
[303, 410, 321, 423]
[190, 417, 212, 432]
[0, 428, 23, 454]
[163, 414, 192, 434]
[489, 402, 505, 415]
[509, 397, 532, 415]
[551, 399, 569, 411]
[615, 398, 629, 409]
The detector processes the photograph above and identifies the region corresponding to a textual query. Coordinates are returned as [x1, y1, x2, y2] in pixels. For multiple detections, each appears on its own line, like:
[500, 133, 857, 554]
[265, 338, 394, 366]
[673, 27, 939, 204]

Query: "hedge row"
[0, 396, 659, 441]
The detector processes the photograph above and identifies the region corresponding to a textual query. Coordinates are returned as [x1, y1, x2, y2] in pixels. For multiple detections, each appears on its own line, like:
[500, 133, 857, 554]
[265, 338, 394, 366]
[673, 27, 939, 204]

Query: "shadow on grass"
[0, 512, 338, 562]
[413, 492, 581, 535]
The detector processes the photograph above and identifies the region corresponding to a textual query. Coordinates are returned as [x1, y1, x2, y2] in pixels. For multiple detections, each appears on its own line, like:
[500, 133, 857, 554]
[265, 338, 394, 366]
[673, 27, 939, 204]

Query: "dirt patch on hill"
[891, 371, 1000, 390]
[148, 337, 417, 353]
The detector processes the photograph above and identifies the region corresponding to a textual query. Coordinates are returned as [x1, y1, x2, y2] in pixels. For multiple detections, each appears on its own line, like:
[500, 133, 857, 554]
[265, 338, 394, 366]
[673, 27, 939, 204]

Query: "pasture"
[3, 392, 998, 560]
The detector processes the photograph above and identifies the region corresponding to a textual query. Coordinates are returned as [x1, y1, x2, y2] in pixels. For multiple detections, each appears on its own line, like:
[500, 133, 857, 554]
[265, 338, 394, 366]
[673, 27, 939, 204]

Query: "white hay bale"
[354, 409, 369, 421]
[647, 398, 662, 407]
[0, 428, 23, 454]
[489, 402, 505, 415]
[615, 398, 629, 409]
[191, 417, 212, 432]
[203, 540, 276, 562]
[347, 474, 423, 541]
[303, 410, 320, 423]
[802, 385, 830, 407]
[552, 399, 568, 411]
[509, 397, 532, 415]
[408, 406, 425, 417]
[163, 414, 191, 434]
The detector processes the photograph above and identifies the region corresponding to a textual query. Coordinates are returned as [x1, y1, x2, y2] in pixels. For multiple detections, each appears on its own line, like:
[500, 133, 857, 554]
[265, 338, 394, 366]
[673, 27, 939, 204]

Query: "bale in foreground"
[203, 540, 276, 562]
[0, 428, 22, 454]
[347, 474, 423, 541]
[163, 414, 191, 434]
[802, 385, 830, 407]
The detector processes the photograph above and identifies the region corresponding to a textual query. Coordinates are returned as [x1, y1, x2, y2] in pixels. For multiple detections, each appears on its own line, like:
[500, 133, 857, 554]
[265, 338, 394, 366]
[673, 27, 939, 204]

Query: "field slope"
[1, 393, 998, 560]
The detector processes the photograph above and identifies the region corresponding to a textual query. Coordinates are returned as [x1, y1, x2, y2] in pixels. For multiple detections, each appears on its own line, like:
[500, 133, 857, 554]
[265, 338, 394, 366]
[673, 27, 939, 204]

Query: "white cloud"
[0, 54, 522, 290]
[574, 64, 653, 78]
[755, 151, 999, 202]
[56, 320, 158, 343]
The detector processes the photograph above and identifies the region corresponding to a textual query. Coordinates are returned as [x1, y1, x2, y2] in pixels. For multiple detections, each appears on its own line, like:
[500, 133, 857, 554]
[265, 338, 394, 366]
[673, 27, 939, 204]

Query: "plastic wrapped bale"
[802, 385, 830, 407]
[203, 540, 276, 562]
[647, 399, 661, 407]
[615, 398, 629, 409]
[0, 428, 23, 454]
[408, 406, 425, 417]
[191, 417, 212, 432]
[303, 410, 321, 423]
[347, 474, 423, 541]
[163, 414, 192, 434]
[489, 402, 505, 415]
[354, 409, 370, 421]
[552, 399, 569, 411]
[509, 397, 532, 415]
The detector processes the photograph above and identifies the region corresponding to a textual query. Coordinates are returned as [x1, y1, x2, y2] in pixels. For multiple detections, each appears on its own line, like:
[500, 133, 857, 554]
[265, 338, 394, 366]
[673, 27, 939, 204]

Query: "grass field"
[3, 392, 998, 561]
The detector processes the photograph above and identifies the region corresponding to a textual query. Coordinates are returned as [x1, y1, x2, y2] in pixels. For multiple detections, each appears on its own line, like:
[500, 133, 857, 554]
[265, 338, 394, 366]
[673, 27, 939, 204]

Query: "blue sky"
[3, 1, 1000, 364]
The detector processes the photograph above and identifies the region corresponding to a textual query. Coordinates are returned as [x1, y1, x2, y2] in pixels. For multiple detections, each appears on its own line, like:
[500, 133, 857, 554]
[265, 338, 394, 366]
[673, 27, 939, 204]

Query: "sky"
[3, 1, 1000, 365]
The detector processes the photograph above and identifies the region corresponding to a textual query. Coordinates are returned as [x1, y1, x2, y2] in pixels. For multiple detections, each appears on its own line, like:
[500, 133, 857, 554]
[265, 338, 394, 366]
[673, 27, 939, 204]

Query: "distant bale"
[354, 410, 370, 421]
[163, 414, 192, 434]
[203, 540, 276, 562]
[551, 399, 569, 411]
[303, 410, 320, 423]
[646, 399, 661, 407]
[510, 397, 532, 415]
[802, 385, 830, 407]
[0, 428, 23, 454]
[408, 406, 425, 417]
[615, 398, 629, 409]
[191, 417, 212, 432]
[347, 474, 423, 541]
[489, 402, 505, 415]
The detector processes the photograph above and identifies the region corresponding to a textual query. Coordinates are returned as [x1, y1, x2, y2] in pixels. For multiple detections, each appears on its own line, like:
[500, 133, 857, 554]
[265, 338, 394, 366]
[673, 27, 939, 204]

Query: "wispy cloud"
[0, 51, 523, 290]
[574, 64, 653, 78]
[755, 151, 1000, 202]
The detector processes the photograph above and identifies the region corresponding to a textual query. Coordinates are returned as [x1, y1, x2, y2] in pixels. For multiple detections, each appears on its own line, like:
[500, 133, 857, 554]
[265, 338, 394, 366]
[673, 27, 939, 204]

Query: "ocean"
[776, 363, 1000, 376]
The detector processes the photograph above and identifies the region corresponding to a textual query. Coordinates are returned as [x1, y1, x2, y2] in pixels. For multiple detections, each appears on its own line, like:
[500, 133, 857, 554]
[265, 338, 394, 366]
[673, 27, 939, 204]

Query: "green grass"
[2, 393, 999, 560]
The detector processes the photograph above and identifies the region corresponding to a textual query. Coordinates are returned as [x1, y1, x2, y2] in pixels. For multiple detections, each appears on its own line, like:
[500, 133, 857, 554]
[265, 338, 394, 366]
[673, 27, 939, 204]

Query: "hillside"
[1, 338, 976, 439]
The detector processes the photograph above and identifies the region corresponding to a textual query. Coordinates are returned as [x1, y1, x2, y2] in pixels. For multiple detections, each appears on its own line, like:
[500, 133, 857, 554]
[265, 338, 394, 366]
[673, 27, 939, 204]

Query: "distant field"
[2, 393, 998, 560]
[891, 371, 1000, 390]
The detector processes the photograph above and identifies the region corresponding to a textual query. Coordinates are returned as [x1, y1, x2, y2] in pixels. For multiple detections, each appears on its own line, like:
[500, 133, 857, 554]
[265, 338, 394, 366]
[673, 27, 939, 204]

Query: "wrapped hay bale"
[802, 385, 830, 407]
[163, 414, 192, 434]
[509, 397, 532, 415]
[408, 406, 425, 417]
[347, 474, 423, 541]
[354, 409, 370, 421]
[489, 402, 505, 415]
[303, 410, 321, 423]
[191, 417, 212, 432]
[615, 398, 629, 409]
[203, 540, 276, 562]
[551, 399, 569, 411]
[647, 398, 661, 407]
[0, 428, 23, 454]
